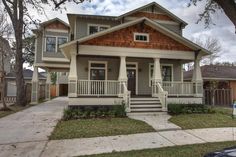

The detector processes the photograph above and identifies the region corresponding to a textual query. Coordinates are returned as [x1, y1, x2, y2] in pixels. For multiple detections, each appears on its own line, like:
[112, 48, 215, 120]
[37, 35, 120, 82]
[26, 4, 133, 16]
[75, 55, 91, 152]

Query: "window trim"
[134, 33, 149, 42]
[88, 61, 108, 81]
[149, 63, 174, 87]
[87, 24, 110, 35]
[44, 35, 68, 53]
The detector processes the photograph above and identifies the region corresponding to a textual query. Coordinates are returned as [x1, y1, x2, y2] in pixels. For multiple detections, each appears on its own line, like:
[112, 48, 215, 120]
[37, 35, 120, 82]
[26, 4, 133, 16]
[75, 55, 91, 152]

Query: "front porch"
[67, 55, 203, 112]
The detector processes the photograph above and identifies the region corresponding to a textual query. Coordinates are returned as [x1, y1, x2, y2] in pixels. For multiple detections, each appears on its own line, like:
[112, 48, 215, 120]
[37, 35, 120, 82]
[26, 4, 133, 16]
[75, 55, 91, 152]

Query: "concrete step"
[127, 112, 167, 116]
[130, 100, 160, 104]
[131, 108, 162, 112]
[131, 105, 162, 108]
[130, 98, 159, 101]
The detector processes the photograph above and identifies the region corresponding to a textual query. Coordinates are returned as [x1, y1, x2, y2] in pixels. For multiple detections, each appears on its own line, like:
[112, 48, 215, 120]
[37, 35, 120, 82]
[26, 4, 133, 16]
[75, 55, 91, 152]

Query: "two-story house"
[31, 2, 210, 114]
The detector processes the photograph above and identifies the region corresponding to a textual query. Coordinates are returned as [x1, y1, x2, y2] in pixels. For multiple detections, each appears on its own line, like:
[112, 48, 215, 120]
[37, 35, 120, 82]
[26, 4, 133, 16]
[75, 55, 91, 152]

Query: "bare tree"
[1, 0, 87, 106]
[189, 0, 236, 33]
[192, 36, 222, 65]
[0, 9, 13, 110]
[0, 37, 12, 110]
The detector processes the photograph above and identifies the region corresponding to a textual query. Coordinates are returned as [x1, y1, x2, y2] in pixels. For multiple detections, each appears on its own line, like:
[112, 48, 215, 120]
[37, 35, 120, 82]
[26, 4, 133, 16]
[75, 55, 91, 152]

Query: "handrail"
[122, 82, 131, 112]
[157, 82, 168, 111]
[152, 80, 168, 111]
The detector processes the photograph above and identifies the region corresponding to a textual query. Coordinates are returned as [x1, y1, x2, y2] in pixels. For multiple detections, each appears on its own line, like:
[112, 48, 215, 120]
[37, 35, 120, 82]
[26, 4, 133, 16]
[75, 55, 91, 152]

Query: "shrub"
[168, 103, 210, 115]
[62, 104, 126, 120]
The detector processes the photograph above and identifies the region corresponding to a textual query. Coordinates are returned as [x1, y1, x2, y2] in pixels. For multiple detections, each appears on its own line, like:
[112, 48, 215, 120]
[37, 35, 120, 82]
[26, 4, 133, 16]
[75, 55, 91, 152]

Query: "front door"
[127, 69, 136, 95]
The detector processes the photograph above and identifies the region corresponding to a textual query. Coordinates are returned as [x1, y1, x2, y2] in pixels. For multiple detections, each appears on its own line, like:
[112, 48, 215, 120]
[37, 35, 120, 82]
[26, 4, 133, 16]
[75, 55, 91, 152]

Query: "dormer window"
[45, 36, 68, 53]
[134, 33, 149, 42]
[88, 24, 110, 35]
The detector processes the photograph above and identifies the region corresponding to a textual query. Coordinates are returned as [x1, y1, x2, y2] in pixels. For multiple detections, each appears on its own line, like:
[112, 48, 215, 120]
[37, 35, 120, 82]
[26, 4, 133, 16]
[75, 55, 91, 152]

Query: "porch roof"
[60, 17, 211, 59]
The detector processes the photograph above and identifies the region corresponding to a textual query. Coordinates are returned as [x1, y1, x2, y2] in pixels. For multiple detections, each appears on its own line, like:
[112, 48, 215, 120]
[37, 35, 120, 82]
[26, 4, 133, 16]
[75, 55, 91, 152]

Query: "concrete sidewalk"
[0, 97, 67, 157]
[41, 127, 236, 157]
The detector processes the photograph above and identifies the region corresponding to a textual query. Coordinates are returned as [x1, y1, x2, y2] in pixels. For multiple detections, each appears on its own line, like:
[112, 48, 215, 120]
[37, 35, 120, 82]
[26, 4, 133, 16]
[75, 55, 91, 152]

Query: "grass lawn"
[169, 107, 235, 129]
[79, 141, 236, 157]
[50, 118, 155, 140]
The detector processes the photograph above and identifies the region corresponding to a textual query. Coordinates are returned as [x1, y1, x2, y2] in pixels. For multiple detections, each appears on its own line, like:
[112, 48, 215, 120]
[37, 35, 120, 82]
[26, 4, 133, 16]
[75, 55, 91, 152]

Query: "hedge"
[168, 103, 214, 115]
[63, 105, 126, 120]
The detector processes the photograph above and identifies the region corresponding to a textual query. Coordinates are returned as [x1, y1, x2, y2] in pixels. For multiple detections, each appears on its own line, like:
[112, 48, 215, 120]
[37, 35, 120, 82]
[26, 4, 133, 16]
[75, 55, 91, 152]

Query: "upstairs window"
[46, 37, 56, 52]
[88, 24, 110, 35]
[45, 36, 68, 53]
[134, 33, 149, 42]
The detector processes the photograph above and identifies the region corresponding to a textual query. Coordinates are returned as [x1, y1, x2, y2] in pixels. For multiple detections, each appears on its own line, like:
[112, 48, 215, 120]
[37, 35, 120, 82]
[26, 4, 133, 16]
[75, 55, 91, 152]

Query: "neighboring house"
[184, 65, 236, 104]
[6, 69, 46, 96]
[31, 2, 210, 114]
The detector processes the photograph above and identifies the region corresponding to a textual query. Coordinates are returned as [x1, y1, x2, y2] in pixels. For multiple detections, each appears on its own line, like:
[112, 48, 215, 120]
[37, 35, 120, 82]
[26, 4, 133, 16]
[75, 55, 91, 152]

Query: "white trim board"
[79, 45, 195, 60]
[42, 57, 69, 62]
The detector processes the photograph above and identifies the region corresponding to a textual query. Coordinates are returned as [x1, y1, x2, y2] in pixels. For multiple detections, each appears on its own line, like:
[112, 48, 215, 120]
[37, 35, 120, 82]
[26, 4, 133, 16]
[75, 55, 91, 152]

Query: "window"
[45, 36, 68, 53]
[88, 24, 110, 35]
[46, 37, 56, 52]
[89, 61, 107, 80]
[134, 33, 149, 42]
[149, 64, 173, 86]
[162, 66, 172, 82]
[57, 37, 68, 52]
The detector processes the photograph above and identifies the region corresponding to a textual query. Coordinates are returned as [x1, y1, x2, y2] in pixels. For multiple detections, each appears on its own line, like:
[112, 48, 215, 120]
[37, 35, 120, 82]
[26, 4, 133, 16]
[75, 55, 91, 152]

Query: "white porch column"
[45, 69, 51, 100]
[152, 58, 162, 97]
[118, 56, 128, 97]
[153, 58, 162, 83]
[68, 53, 78, 97]
[192, 58, 203, 97]
[31, 66, 39, 104]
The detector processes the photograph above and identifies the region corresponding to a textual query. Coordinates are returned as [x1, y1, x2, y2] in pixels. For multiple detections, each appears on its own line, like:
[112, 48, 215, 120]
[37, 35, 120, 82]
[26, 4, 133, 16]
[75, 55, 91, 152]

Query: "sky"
[2, 0, 236, 70]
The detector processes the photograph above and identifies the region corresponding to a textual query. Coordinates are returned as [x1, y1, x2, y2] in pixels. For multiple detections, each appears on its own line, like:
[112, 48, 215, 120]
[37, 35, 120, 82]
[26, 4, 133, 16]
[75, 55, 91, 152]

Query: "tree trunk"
[1, 75, 7, 109]
[214, 0, 236, 32]
[15, 33, 26, 106]
[0, 52, 7, 109]
[14, 0, 26, 106]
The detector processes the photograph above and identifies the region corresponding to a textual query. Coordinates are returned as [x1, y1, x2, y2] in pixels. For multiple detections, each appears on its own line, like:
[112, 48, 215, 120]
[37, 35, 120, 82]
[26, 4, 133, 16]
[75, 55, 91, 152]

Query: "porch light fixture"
[85, 67, 88, 71]
[138, 68, 142, 72]
[108, 68, 112, 72]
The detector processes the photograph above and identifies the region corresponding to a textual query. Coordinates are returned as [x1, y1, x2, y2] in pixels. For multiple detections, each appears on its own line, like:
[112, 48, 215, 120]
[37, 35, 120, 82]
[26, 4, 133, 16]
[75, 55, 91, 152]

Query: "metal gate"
[204, 89, 233, 106]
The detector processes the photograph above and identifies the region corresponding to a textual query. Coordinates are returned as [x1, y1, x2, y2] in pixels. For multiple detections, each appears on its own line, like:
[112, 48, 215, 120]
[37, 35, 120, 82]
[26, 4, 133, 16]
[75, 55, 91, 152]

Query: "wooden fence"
[0, 83, 46, 104]
[204, 89, 233, 106]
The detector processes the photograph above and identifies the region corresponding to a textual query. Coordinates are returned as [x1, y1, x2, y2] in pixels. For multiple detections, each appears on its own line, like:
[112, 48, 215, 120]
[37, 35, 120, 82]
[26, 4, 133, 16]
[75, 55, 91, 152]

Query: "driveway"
[0, 97, 67, 157]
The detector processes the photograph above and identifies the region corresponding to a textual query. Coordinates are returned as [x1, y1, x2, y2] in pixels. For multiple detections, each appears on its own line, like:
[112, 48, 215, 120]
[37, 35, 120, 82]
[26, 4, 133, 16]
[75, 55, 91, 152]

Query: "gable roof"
[184, 65, 236, 80]
[6, 69, 46, 80]
[67, 2, 187, 26]
[117, 2, 188, 26]
[60, 17, 210, 58]
[40, 18, 70, 28]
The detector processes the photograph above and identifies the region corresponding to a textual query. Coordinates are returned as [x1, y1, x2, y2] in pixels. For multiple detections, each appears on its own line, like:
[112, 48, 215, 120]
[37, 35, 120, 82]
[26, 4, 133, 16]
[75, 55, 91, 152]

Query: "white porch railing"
[162, 81, 203, 96]
[77, 80, 120, 96]
[152, 81, 168, 111]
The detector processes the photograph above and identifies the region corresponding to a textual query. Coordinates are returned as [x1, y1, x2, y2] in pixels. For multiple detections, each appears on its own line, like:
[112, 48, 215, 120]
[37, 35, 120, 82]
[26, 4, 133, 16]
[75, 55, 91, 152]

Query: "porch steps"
[129, 97, 164, 115]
